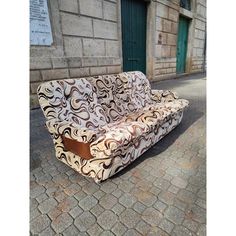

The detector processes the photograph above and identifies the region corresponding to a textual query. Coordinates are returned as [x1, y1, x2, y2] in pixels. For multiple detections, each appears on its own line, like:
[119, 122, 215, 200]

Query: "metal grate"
[180, 0, 191, 11]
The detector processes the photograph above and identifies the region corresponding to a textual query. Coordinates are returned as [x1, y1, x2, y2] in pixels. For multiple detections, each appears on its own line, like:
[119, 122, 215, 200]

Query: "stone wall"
[191, 0, 206, 72]
[30, 0, 206, 108]
[30, 0, 122, 108]
[153, 0, 206, 81]
[154, 0, 179, 80]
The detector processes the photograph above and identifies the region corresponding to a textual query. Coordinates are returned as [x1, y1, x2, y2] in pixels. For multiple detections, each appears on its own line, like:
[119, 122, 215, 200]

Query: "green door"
[121, 0, 147, 74]
[176, 16, 189, 74]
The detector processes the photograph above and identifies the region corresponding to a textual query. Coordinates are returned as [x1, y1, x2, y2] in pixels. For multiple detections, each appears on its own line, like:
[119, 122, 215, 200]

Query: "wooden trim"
[62, 136, 93, 160]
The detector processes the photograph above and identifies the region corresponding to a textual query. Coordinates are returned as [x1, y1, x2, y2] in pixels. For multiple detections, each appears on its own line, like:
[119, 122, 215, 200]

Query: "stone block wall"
[30, 0, 206, 108]
[30, 0, 121, 108]
[191, 0, 206, 72]
[153, 0, 206, 81]
[154, 0, 179, 80]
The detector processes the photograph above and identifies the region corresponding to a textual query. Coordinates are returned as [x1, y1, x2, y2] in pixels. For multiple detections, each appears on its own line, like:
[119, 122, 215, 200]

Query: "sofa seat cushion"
[147, 99, 189, 113]
[122, 99, 189, 131]
[90, 120, 150, 157]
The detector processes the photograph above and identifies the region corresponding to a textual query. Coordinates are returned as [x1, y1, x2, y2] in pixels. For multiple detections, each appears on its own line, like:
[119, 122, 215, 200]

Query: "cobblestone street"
[30, 73, 206, 236]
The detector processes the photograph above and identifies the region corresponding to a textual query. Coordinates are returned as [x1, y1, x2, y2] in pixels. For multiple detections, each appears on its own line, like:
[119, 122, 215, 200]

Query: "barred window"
[180, 0, 191, 11]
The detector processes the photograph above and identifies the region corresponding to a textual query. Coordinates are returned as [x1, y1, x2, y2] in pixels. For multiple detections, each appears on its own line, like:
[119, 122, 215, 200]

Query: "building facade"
[30, 0, 206, 108]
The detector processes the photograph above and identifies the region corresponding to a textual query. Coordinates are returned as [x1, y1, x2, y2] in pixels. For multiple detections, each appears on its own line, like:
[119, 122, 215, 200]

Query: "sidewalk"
[30, 73, 206, 235]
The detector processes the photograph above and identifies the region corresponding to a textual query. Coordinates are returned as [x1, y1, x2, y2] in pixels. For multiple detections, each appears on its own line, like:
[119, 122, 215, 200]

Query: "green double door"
[176, 16, 190, 74]
[121, 0, 147, 74]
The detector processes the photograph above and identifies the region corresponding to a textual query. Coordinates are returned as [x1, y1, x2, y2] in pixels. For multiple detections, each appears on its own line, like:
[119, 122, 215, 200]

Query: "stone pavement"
[30, 73, 206, 236]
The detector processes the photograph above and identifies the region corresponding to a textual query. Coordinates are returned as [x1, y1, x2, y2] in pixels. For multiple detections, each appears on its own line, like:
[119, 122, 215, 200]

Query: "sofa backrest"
[86, 71, 153, 122]
[87, 74, 131, 123]
[120, 71, 153, 110]
[37, 78, 107, 128]
[38, 71, 153, 126]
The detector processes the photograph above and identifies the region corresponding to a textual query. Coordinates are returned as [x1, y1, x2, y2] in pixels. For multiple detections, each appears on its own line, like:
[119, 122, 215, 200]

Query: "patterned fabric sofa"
[37, 71, 189, 182]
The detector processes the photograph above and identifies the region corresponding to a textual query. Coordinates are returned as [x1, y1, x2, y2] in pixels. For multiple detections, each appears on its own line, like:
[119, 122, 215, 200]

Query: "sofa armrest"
[151, 89, 178, 103]
[46, 119, 97, 143]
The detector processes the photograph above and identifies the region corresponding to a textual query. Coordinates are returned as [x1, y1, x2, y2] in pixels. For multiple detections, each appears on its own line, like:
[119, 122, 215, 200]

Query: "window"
[180, 0, 191, 11]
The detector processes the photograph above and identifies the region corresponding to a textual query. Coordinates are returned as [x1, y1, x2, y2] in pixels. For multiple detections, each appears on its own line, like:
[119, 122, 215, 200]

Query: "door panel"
[121, 0, 147, 74]
[176, 16, 189, 74]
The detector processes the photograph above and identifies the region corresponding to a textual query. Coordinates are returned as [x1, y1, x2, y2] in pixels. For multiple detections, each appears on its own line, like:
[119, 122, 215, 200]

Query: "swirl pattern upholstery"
[37, 71, 189, 182]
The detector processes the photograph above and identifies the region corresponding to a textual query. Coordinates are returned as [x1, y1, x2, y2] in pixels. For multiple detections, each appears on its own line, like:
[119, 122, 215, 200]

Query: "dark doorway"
[121, 0, 147, 74]
[176, 15, 190, 74]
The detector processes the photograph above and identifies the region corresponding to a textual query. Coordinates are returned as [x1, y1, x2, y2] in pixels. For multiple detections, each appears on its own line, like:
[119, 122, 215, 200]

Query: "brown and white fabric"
[87, 74, 130, 122]
[37, 71, 189, 182]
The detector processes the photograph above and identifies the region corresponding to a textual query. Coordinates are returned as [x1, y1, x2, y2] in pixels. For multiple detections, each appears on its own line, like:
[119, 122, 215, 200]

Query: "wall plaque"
[30, 0, 53, 46]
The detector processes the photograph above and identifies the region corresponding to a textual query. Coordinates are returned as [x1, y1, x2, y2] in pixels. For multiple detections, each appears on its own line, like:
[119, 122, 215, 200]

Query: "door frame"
[179, 0, 196, 74]
[118, 0, 154, 79]
[146, 0, 156, 80]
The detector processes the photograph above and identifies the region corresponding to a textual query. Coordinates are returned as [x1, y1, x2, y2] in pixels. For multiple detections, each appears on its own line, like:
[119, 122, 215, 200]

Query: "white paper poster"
[30, 0, 53, 46]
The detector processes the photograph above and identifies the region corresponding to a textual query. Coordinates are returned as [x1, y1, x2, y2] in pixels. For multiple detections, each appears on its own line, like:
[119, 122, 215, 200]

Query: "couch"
[37, 71, 189, 182]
